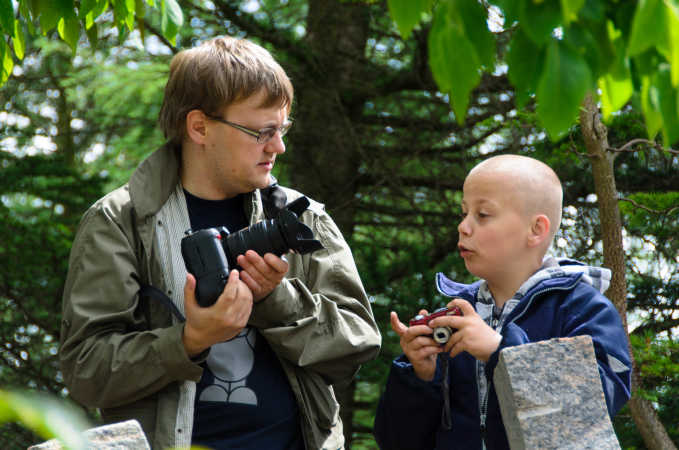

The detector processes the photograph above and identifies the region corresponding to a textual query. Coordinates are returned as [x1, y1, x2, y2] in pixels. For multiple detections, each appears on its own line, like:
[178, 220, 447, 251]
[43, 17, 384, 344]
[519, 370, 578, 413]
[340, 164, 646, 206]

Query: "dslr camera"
[409, 306, 462, 344]
[181, 196, 323, 307]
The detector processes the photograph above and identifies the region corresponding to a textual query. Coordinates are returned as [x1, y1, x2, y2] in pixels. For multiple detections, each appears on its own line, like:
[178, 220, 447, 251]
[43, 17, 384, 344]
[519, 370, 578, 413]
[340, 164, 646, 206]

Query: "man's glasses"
[205, 115, 293, 144]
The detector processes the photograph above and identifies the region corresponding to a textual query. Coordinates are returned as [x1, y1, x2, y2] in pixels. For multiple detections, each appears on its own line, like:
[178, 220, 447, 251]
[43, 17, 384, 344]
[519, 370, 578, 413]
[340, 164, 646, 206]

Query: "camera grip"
[181, 229, 230, 307]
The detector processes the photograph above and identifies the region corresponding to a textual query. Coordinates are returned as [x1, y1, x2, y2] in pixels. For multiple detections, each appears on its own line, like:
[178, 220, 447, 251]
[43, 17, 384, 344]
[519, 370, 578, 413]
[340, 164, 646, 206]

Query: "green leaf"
[163, 0, 182, 27]
[57, 15, 80, 53]
[641, 74, 663, 139]
[519, 0, 562, 46]
[506, 28, 543, 107]
[564, 23, 606, 79]
[578, 0, 605, 22]
[0, 390, 90, 449]
[628, 0, 666, 56]
[665, 1, 679, 86]
[560, 0, 585, 24]
[135, 0, 146, 19]
[654, 66, 679, 145]
[13, 19, 25, 60]
[387, 0, 433, 40]
[599, 73, 633, 121]
[454, 0, 495, 69]
[598, 23, 633, 120]
[0, 37, 14, 85]
[160, 0, 182, 44]
[0, 0, 14, 35]
[125, 0, 136, 31]
[428, 2, 480, 124]
[536, 39, 592, 140]
[85, 20, 98, 47]
[80, 0, 108, 29]
[38, 0, 61, 33]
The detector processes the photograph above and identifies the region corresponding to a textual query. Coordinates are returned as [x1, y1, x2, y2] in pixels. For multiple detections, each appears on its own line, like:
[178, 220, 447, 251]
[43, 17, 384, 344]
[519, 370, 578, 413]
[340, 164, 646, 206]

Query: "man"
[59, 36, 381, 449]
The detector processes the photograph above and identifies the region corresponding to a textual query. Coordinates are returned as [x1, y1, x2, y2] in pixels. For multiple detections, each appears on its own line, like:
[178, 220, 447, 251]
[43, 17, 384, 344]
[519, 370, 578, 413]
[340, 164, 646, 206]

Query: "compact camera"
[181, 196, 323, 307]
[409, 306, 462, 344]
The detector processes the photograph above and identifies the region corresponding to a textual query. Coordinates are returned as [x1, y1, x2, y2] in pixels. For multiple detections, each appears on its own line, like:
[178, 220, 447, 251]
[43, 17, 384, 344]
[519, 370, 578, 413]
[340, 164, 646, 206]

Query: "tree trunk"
[579, 94, 676, 450]
[291, 1, 371, 446]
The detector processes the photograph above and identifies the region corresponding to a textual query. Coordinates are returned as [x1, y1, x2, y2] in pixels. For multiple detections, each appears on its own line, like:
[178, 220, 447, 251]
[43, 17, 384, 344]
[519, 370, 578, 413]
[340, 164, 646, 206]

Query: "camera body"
[181, 196, 323, 307]
[409, 306, 462, 344]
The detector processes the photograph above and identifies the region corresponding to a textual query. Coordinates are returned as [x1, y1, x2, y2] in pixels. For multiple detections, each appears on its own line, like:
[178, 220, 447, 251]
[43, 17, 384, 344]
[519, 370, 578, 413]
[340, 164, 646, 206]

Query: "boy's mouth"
[458, 244, 473, 256]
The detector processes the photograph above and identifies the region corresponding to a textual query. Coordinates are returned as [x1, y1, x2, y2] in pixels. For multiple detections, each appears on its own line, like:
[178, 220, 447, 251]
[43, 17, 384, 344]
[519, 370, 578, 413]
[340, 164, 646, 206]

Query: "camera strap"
[131, 273, 186, 323]
[439, 352, 453, 430]
[260, 180, 287, 219]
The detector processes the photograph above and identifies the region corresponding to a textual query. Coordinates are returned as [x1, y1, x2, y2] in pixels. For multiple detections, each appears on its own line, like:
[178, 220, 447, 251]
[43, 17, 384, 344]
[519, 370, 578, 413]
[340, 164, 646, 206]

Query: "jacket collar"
[129, 143, 181, 219]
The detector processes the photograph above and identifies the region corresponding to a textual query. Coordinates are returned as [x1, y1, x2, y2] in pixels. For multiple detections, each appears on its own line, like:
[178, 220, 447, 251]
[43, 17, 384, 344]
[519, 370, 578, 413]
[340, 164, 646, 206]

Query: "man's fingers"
[262, 252, 289, 274]
[183, 273, 198, 309]
[239, 269, 260, 292]
[219, 270, 241, 300]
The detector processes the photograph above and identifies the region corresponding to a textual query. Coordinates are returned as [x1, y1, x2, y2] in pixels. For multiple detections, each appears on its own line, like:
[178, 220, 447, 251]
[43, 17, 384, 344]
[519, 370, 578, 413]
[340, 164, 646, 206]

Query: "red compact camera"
[409, 306, 462, 344]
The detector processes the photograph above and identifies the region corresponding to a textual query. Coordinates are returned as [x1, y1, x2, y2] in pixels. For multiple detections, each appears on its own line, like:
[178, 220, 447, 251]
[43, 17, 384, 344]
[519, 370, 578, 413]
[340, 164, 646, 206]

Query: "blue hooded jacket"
[374, 258, 632, 450]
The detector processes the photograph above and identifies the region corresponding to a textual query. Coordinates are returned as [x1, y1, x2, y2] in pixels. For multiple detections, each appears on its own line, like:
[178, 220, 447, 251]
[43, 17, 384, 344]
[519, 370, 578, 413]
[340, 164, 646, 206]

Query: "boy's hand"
[183, 271, 254, 357]
[428, 299, 502, 363]
[390, 311, 443, 381]
[237, 250, 289, 302]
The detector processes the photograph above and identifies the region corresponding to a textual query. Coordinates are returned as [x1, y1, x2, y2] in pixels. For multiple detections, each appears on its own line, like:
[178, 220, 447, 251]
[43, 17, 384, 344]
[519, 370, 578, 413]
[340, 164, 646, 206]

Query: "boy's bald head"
[467, 155, 563, 240]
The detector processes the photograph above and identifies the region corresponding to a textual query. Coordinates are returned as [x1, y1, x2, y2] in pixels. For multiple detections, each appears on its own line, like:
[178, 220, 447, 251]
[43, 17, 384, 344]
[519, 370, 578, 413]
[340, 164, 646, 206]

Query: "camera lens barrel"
[433, 326, 453, 344]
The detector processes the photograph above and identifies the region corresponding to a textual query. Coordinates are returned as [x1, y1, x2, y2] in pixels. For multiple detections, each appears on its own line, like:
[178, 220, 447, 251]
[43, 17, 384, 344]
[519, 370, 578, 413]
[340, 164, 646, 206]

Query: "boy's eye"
[477, 212, 489, 219]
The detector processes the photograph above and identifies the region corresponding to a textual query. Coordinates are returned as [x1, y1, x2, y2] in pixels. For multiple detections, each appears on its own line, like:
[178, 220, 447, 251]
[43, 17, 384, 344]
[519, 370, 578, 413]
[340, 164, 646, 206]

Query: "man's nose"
[265, 132, 286, 154]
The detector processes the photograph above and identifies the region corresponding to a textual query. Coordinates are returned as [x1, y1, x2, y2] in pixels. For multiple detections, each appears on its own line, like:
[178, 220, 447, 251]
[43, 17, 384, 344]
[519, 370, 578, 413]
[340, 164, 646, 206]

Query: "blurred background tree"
[1, 1, 677, 449]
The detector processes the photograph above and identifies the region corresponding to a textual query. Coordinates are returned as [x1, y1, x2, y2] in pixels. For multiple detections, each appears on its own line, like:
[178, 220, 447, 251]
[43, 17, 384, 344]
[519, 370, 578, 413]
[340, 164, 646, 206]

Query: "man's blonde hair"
[159, 36, 294, 146]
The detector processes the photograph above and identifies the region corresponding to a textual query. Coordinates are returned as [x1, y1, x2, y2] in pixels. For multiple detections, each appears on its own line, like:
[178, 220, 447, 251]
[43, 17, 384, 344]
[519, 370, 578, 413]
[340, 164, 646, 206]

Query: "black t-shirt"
[184, 189, 303, 450]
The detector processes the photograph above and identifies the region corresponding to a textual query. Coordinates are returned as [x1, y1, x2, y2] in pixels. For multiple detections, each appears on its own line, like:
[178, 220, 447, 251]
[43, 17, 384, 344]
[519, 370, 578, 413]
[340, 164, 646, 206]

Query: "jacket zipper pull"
[480, 419, 487, 448]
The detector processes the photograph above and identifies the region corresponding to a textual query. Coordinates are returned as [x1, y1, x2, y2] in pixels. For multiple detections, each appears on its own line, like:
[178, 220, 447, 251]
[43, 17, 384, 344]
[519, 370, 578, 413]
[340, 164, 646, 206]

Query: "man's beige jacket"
[59, 145, 381, 449]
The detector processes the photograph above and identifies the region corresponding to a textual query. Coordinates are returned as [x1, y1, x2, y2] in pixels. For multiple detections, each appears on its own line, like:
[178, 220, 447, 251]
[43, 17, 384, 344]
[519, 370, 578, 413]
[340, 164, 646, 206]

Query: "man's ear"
[185, 110, 208, 145]
[528, 214, 551, 248]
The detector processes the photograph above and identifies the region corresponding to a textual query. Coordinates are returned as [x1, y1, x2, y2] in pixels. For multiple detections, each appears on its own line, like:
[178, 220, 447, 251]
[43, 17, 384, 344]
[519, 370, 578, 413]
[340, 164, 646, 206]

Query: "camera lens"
[433, 326, 453, 344]
[224, 219, 289, 267]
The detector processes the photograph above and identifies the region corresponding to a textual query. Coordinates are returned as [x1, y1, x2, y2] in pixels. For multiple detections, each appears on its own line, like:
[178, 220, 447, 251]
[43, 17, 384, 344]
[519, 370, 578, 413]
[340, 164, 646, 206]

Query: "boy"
[373, 154, 631, 449]
[59, 36, 381, 449]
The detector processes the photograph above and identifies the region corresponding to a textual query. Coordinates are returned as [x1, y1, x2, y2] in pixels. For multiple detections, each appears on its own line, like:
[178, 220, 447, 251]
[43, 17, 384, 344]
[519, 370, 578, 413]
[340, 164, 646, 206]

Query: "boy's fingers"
[447, 298, 475, 316]
[390, 311, 408, 336]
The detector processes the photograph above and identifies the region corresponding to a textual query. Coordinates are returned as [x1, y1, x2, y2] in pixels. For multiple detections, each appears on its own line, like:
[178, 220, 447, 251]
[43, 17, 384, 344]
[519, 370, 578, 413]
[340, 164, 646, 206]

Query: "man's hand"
[182, 270, 253, 357]
[390, 311, 443, 381]
[237, 250, 289, 302]
[428, 298, 502, 363]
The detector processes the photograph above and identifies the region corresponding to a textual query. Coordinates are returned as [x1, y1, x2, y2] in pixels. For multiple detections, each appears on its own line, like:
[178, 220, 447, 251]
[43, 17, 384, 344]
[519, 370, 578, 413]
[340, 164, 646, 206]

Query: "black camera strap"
[260, 180, 287, 219]
[132, 273, 186, 323]
[439, 352, 453, 430]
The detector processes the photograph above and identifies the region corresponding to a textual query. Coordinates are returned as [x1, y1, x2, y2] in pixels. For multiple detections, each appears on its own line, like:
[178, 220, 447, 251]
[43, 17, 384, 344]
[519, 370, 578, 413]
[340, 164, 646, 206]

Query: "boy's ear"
[185, 110, 208, 145]
[527, 214, 551, 248]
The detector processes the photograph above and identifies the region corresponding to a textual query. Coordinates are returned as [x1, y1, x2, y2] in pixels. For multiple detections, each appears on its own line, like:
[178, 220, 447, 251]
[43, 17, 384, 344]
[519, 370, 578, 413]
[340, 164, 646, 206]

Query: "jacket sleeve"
[485, 284, 632, 418]
[59, 201, 203, 409]
[247, 209, 381, 384]
[373, 355, 444, 450]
